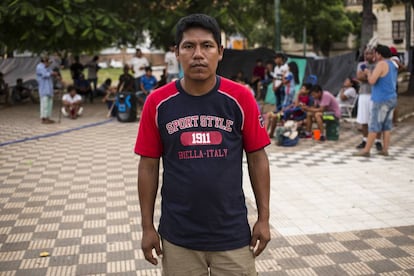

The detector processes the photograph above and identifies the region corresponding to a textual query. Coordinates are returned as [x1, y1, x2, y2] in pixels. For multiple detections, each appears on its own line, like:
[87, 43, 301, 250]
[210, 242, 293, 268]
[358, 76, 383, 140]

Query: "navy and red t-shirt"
[135, 76, 270, 251]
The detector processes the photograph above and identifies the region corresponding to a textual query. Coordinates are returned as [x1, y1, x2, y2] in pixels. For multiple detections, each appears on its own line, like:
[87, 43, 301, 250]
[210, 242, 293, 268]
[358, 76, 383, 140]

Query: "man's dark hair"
[175, 14, 221, 47]
[67, 85, 76, 92]
[310, 84, 323, 93]
[302, 83, 313, 91]
[288, 61, 299, 84]
[375, 44, 392, 58]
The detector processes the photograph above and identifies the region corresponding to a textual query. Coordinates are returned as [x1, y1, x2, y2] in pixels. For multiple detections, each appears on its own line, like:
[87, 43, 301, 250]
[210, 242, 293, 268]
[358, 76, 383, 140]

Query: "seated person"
[75, 73, 93, 103]
[137, 66, 157, 106]
[301, 85, 341, 141]
[62, 85, 83, 119]
[266, 73, 297, 138]
[117, 65, 135, 92]
[96, 78, 112, 97]
[0, 72, 9, 104]
[11, 78, 36, 103]
[283, 82, 313, 122]
[102, 86, 118, 117]
[157, 68, 167, 88]
[336, 76, 358, 114]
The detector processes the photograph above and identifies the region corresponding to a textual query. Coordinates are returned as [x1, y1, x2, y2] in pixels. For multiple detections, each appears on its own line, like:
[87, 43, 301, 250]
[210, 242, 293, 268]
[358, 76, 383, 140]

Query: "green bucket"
[325, 119, 340, 141]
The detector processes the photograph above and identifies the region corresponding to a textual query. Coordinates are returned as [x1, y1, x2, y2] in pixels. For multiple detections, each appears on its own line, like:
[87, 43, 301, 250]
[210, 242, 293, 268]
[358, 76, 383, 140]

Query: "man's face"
[300, 85, 309, 94]
[136, 50, 142, 57]
[311, 91, 321, 100]
[275, 57, 283, 65]
[69, 89, 76, 97]
[176, 27, 223, 82]
[364, 50, 375, 63]
[374, 51, 382, 61]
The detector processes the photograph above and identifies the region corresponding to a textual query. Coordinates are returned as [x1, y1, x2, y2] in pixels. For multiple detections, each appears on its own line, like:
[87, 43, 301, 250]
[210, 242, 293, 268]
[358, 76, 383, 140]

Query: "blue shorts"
[369, 98, 397, 133]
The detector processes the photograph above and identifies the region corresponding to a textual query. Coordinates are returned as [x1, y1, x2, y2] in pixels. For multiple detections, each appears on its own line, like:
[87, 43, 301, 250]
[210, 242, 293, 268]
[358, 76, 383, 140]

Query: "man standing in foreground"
[135, 14, 271, 275]
[36, 54, 58, 124]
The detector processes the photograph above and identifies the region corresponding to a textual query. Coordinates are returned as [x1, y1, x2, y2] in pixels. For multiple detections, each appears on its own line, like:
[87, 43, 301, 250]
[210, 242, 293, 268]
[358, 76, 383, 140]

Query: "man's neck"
[180, 76, 217, 96]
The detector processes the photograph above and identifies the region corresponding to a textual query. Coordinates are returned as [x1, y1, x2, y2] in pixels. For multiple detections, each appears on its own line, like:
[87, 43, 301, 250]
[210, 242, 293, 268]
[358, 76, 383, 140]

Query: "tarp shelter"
[0, 57, 39, 86]
[217, 48, 358, 97]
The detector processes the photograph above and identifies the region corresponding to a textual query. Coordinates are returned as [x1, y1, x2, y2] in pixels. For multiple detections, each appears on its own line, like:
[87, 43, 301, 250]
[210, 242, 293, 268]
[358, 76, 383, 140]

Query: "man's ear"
[218, 45, 224, 61]
[175, 46, 179, 58]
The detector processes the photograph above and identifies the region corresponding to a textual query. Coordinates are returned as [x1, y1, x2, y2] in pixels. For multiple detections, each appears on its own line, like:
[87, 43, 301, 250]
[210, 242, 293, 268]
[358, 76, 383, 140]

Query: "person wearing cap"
[353, 44, 398, 157]
[267, 61, 299, 138]
[36, 54, 59, 124]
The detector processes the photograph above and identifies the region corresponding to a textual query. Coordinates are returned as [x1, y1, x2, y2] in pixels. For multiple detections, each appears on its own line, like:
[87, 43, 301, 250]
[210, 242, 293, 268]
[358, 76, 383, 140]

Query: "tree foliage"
[0, 0, 134, 54]
[280, 0, 358, 56]
[0, 0, 377, 58]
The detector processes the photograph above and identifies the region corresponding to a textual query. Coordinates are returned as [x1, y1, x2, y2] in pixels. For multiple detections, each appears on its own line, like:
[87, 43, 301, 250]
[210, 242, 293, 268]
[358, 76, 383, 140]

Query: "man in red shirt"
[135, 13, 271, 275]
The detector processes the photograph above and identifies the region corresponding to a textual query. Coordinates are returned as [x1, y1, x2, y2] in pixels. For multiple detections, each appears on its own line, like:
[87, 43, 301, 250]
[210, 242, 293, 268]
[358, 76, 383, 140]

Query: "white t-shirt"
[165, 51, 179, 75]
[62, 93, 82, 104]
[272, 63, 289, 88]
[129, 56, 149, 78]
[337, 87, 357, 112]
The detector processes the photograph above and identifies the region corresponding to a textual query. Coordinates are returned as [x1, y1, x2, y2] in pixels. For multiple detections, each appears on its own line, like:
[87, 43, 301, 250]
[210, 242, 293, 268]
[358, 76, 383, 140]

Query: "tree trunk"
[359, 0, 375, 59]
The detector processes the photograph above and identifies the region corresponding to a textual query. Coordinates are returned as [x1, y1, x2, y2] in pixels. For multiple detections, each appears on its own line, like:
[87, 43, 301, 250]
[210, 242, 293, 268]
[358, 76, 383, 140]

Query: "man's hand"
[250, 220, 270, 257]
[141, 226, 163, 265]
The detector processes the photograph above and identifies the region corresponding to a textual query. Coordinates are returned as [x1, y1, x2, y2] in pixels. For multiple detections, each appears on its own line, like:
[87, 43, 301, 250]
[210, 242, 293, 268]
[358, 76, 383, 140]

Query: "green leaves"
[0, 0, 131, 53]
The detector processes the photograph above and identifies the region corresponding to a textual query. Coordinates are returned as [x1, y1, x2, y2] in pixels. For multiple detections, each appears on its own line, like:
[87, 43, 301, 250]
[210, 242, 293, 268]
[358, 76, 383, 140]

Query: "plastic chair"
[339, 94, 358, 129]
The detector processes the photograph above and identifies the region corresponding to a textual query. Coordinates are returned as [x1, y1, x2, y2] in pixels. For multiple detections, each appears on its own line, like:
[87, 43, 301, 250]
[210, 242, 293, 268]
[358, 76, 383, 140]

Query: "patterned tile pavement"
[0, 102, 414, 275]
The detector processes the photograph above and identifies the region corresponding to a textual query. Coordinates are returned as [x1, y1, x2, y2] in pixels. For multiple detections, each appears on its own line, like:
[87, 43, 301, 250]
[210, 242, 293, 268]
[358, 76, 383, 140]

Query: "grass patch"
[60, 68, 123, 86]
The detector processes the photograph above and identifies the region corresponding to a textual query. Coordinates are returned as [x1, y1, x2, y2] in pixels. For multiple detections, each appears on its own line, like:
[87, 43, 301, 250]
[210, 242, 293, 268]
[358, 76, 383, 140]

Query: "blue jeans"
[369, 98, 397, 133]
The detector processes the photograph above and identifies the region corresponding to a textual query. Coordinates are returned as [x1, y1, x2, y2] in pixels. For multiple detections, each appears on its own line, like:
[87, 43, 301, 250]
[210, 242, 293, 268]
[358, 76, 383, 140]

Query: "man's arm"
[366, 60, 386, 85]
[302, 104, 324, 113]
[138, 156, 162, 265]
[246, 148, 270, 257]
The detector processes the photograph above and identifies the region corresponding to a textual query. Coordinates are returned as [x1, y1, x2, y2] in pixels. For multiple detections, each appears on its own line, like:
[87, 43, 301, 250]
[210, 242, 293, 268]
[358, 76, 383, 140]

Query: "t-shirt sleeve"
[241, 89, 270, 152]
[320, 93, 330, 107]
[134, 95, 163, 157]
[344, 88, 356, 99]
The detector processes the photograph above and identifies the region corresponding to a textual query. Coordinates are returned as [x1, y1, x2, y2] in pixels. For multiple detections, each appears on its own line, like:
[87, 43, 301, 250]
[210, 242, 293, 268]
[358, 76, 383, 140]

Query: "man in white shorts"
[356, 48, 382, 150]
[62, 85, 83, 119]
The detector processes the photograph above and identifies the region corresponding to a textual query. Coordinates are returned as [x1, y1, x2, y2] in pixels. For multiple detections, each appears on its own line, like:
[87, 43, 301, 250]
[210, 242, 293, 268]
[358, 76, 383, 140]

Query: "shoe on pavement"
[375, 142, 383, 151]
[352, 151, 370, 157]
[356, 141, 366, 149]
[61, 107, 68, 117]
[319, 135, 326, 142]
[378, 150, 389, 156]
[46, 118, 55, 124]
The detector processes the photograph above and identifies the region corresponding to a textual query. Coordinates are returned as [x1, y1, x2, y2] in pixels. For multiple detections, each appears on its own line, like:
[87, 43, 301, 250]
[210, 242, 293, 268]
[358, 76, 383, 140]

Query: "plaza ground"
[0, 94, 413, 275]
